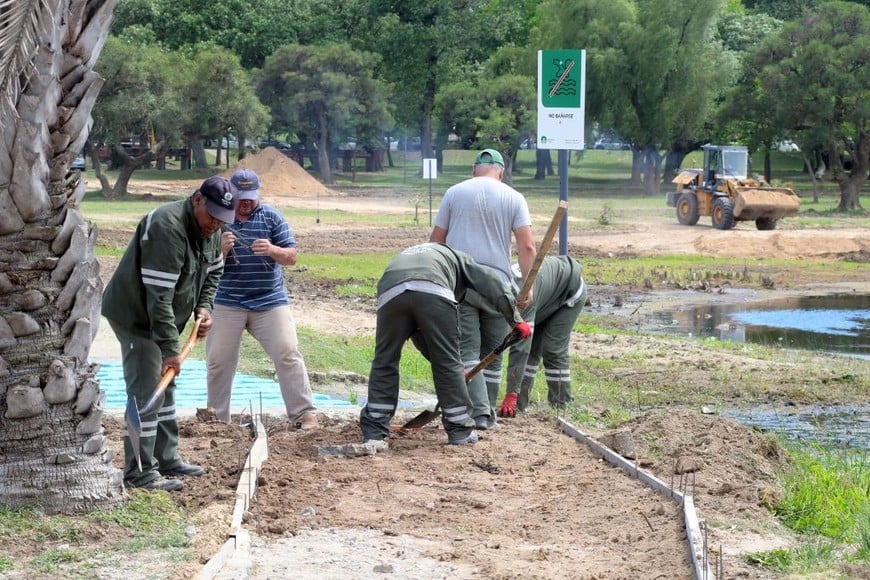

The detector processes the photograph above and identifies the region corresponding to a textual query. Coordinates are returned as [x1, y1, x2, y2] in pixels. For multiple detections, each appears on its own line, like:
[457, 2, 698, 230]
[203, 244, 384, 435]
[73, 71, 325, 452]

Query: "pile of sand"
[221, 147, 336, 198]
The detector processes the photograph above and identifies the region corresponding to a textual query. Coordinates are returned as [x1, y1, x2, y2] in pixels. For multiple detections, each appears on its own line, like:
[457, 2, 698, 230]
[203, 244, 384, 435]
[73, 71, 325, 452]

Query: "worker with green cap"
[430, 148, 537, 431]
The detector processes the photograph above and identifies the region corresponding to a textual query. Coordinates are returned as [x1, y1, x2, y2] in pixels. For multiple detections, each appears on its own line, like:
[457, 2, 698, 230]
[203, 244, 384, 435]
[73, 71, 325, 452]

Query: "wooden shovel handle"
[463, 327, 524, 383]
[517, 200, 567, 304]
[156, 317, 202, 390]
[141, 317, 202, 414]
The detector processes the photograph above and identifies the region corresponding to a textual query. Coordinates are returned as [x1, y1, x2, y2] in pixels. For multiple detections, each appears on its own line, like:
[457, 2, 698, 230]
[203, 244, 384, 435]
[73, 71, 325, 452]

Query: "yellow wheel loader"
[665, 144, 800, 230]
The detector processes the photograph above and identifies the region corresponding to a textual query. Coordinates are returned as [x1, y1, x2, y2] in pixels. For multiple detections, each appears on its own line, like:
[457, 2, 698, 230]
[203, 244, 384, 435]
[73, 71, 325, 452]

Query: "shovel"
[140, 316, 202, 415]
[397, 200, 568, 433]
[126, 317, 202, 471]
[399, 326, 526, 431]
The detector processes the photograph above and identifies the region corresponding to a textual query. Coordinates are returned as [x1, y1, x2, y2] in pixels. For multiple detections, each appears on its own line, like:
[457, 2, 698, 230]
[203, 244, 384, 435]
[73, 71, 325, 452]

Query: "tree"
[113, 0, 305, 68]
[744, 1, 869, 210]
[364, 1, 538, 160]
[743, 0, 821, 20]
[0, 1, 125, 513]
[173, 45, 269, 168]
[91, 39, 268, 191]
[435, 80, 485, 152]
[256, 43, 385, 185]
[435, 72, 536, 182]
[475, 75, 536, 182]
[91, 36, 179, 198]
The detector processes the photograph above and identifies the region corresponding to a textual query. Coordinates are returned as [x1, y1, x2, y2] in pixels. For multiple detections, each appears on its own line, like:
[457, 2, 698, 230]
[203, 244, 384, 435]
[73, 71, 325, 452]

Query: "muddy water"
[722, 405, 870, 450]
[646, 293, 869, 447]
[649, 293, 870, 358]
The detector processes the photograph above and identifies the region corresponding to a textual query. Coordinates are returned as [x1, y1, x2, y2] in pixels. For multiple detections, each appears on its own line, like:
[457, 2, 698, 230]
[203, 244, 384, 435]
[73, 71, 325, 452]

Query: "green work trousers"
[109, 320, 185, 486]
[508, 299, 585, 410]
[360, 291, 475, 442]
[459, 294, 511, 422]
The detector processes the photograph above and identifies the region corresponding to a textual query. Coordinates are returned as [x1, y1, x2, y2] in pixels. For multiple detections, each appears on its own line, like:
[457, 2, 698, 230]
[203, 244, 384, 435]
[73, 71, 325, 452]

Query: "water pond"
[649, 293, 869, 358]
[722, 404, 870, 450]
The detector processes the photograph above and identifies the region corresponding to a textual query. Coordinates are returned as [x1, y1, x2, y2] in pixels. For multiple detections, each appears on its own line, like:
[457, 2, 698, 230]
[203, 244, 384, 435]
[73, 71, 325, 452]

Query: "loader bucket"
[733, 186, 800, 222]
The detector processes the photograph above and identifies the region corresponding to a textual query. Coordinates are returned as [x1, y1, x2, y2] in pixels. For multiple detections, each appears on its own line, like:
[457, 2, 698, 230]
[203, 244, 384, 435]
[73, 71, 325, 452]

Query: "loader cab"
[702, 145, 748, 184]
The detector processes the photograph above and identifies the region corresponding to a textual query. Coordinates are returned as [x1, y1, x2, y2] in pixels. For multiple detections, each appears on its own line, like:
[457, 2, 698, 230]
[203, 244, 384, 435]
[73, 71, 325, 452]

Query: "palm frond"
[0, 0, 51, 107]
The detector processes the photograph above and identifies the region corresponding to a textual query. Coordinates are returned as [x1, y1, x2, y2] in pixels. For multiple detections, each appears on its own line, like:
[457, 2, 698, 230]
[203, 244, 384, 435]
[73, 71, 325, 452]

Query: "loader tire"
[755, 217, 777, 230]
[711, 197, 735, 230]
[676, 193, 700, 225]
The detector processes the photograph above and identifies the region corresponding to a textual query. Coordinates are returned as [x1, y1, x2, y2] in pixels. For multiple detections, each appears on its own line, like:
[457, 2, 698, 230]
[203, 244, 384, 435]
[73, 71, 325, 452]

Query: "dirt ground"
[146, 409, 788, 580]
[34, 166, 865, 579]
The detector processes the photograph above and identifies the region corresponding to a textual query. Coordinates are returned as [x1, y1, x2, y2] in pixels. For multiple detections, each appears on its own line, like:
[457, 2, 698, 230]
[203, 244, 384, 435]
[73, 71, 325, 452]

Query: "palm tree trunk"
[0, 0, 124, 514]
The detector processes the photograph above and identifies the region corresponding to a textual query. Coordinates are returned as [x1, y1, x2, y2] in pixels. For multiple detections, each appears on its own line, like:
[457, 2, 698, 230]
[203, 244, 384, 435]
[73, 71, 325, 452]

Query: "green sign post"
[536, 49, 586, 255]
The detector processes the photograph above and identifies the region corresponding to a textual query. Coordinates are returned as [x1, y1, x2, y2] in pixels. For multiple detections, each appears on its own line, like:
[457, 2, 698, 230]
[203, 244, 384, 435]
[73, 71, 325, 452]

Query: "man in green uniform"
[102, 176, 237, 491]
[498, 256, 586, 416]
[360, 243, 531, 445]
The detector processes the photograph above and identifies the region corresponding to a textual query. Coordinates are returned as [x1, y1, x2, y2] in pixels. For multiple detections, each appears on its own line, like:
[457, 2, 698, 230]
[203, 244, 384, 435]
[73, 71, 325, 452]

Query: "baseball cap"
[198, 176, 237, 223]
[473, 148, 504, 167]
[230, 169, 260, 201]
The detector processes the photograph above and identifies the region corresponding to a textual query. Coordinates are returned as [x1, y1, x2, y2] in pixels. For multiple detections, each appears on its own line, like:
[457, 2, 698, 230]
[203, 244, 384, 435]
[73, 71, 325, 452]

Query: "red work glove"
[514, 321, 532, 340]
[498, 393, 518, 418]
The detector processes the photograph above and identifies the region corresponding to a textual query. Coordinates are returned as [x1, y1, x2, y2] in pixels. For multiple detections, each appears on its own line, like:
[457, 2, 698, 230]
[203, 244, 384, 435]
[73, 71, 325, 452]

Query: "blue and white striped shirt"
[215, 204, 295, 311]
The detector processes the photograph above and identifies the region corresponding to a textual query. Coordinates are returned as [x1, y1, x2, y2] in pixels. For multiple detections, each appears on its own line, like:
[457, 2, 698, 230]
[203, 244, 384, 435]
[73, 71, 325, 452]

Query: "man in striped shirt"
[206, 169, 318, 429]
[102, 176, 237, 491]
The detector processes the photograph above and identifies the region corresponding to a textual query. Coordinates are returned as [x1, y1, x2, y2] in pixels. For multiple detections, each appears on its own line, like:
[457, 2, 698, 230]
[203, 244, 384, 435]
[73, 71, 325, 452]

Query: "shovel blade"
[125, 396, 142, 472]
[400, 407, 441, 431]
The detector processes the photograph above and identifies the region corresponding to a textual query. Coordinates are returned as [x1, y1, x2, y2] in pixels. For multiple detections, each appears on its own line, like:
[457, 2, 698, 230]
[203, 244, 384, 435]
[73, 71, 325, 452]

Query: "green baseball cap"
[473, 148, 504, 167]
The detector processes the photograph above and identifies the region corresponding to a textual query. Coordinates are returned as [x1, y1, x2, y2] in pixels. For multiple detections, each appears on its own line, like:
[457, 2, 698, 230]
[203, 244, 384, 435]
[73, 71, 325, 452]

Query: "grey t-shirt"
[433, 176, 532, 286]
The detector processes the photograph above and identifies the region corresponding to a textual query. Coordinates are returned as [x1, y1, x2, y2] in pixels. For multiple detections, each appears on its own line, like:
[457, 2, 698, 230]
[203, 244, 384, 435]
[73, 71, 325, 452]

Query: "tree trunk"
[113, 163, 138, 198]
[191, 139, 207, 169]
[534, 149, 553, 180]
[101, 145, 167, 198]
[640, 147, 662, 196]
[317, 109, 333, 185]
[0, 0, 125, 514]
[801, 154, 822, 203]
[421, 101, 434, 160]
[631, 150, 643, 186]
[237, 132, 249, 161]
[828, 142, 867, 211]
[385, 136, 395, 168]
[837, 178, 865, 211]
[662, 149, 688, 185]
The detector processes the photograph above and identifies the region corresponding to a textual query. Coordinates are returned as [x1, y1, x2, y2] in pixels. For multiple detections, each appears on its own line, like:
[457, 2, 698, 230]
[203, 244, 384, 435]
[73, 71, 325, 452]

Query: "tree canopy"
[739, 1, 869, 209]
[92, 37, 267, 194]
[256, 43, 387, 184]
[113, 0, 304, 68]
[98, 0, 868, 209]
[533, 0, 729, 194]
